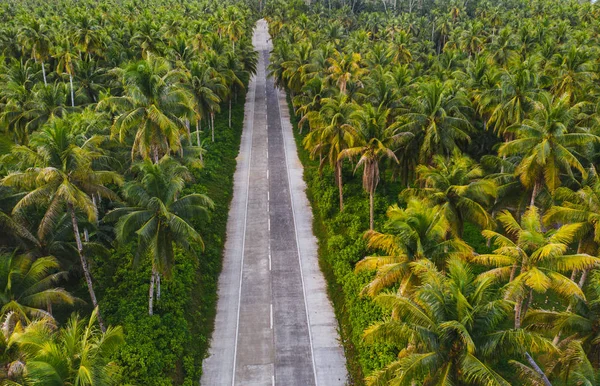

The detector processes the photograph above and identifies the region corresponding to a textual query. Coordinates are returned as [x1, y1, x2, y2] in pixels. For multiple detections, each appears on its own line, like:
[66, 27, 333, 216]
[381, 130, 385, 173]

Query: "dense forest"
[267, 0, 600, 384]
[0, 0, 257, 384]
[3, 0, 600, 384]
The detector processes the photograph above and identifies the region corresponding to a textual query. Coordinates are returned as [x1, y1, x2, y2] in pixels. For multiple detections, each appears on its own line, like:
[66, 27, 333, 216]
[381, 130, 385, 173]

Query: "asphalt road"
[201, 19, 347, 386]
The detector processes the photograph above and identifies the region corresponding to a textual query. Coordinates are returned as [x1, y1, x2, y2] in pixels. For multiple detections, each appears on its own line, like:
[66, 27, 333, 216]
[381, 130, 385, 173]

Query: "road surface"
[201, 19, 347, 386]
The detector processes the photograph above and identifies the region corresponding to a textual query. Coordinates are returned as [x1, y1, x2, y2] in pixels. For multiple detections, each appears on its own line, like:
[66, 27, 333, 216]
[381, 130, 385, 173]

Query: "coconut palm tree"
[340, 103, 411, 229]
[400, 80, 471, 164]
[326, 51, 365, 95]
[2, 118, 123, 332]
[474, 207, 600, 329]
[184, 61, 226, 143]
[404, 152, 497, 237]
[99, 54, 194, 162]
[356, 199, 471, 296]
[0, 253, 74, 323]
[303, 93, 357, 212]
[105, 157, 213, 315]
[7, 309, 123, 385]
[498, 92, 599, 207]
[53, 39, 77, 108]
[364, 258, 553, 385]
[18, 20, 51, 86]
[544, 172, 600, 287]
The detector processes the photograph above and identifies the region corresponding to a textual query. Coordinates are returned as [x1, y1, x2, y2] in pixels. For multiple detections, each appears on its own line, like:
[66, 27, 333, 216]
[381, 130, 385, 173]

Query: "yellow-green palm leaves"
[364, 259, 550, 386]
[7, 309, 123, 385]
[475, 207, 600, 328]
[405, 152, 496, 237]
[498, 92, 599, 206]
[0, 253, 74, 324]
[357, 199, 471, 296]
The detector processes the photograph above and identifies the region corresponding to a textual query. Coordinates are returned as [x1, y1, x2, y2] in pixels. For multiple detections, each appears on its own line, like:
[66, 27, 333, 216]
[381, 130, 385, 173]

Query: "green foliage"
[94, 103, 245, 385]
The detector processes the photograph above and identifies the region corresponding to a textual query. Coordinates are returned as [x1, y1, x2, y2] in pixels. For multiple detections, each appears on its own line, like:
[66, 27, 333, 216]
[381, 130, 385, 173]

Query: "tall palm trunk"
[336, 160, 344, 211]
[369, 190, 374, 230]
[69, 73, 75, 107]
[196, 120, 201, 146]
[41, 60, 47, 86]
[530, 181, 539, 208]
[514, 296, 523, 329]
[211, 112, 215, 142]
[68, 203, 106, 332]
[148, 266, 156, 315]
[525, 353, 553, 386]
[228, 99, 232, 128]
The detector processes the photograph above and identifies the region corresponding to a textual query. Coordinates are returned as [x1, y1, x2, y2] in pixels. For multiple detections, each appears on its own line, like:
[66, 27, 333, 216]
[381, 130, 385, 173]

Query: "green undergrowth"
[93, 98, 246, 385]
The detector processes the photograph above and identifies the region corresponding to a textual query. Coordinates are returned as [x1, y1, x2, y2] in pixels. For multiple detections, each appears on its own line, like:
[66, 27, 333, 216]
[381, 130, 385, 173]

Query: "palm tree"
[2, 118, 123, 332]
[326, 51, 365, 95]
[105, 157, 213, 315]
[474, 207, 600, 329]
[364, 258, 552, 385]
[303, 94, 356, 212]
[99, 55, 194, 162]
[18, 20, 51, 86]
[53, 39, 77, 108]
[340, 103, 411, 230]
[486, 58, 541, 139]
[544, 172, 600, 287]
[400, 81, 471, 164]
[0, 253, 74, 323]
[356, 199, 471, 296]
[525, 270, 600, 369]
[184, 61, 224, 144]
[498, 92, 599, 207]
[404, 152, 496, 237]
[7, 309, 123, 385]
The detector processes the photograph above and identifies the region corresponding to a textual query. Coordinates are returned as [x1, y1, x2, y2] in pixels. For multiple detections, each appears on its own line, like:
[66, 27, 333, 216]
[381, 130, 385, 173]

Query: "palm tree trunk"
[369, 190, 374, 230]
[524, 352, 553, 386]
[156, 273, 161, 301]
[579, 269, 589, 288]
[229, 99, 232, 128]
[196, 120, 201, 146]
[69, 73, 75, 107]
[509, 263, 518, 282]
[153, 146, 159, 164]
[41, 60, 47, 86]
[530, 181, 539, 208]
[68, 203, 106, 332]
[336, 160, 344, 211]
[211, 112, 215, 142]
[148, 267, 156, 316]
[514, 296, 523, 329]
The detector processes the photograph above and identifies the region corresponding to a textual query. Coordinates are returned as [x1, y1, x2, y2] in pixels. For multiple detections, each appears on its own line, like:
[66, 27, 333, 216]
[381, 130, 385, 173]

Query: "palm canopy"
[2, 117, 122, 240]
[525, 270, 600, 370]
[340, 103, 412, 229]
[105, 157, 213, 314]
[498, 92, 599, 205]
[7, 309, 123, 386]
[356, 199, 472, 297]
[404, 152, 497, 237]
[0, 253, 75, 323]
[107, 157, 213, 276]
[364, 258, 553, 386]
[400, 80, 471, 164]
[99, 54, 194, 162]
[474, 207, 600, 328]
[544, 170, 600, 251]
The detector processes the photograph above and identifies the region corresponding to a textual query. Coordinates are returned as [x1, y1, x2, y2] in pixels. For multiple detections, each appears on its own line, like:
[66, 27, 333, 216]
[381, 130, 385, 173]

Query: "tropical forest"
[1, 0, 600, 385]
